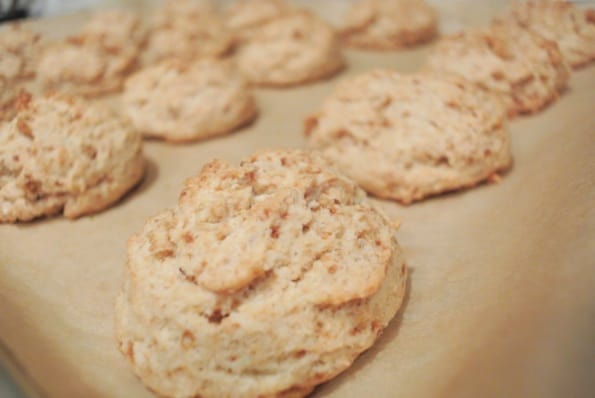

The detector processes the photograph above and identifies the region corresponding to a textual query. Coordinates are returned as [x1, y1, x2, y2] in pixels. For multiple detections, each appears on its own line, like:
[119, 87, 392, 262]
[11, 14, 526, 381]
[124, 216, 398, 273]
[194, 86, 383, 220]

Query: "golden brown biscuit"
[341, 0, 438, 50]
[81, 9, 147, 49]
[506, 0, 595, 68]
[37, 36, 138, 97]
[224, 0, 292, 41]
[122, 58, 257, 143]
[115, 149, 407, 398]
[0, 92, 145, 223]
[305, 70, 512, 204]
[145, 0, 232, 63]
[236, 10, 345, 87]
[426, 22, 569, 116]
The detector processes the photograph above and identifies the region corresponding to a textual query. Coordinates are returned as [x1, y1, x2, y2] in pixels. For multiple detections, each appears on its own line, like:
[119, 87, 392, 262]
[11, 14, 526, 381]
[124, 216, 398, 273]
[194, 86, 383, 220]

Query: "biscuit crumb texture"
[0, 25, 45, 82]
[146, 1, 232, 63]
[36, 36, 138, 97]
[341, 0, 438, 50]
[122, 58, 257, 142]
[81, 9, 147, 49]
[115, 149, 407, 398]
[0, 93, 145, 222]
[507, 0, 595, 68]
[305, 70, 512, 204]
[426, 22, 569, 116]
[236, 11, 344, 87]
[224, 0, 292, 41]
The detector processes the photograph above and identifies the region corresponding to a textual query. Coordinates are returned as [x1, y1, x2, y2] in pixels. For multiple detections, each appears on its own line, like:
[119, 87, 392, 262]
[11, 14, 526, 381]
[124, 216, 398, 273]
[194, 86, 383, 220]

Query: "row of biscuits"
[0, 0, 440, 119]
[0, 0, 443, 222]
[115, 1, 595, 397]
[1, 1, 594, 398]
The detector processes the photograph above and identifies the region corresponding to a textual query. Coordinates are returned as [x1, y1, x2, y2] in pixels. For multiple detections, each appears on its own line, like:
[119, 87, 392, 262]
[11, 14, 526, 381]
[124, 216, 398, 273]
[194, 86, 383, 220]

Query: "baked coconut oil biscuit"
[115, 149, 407, 398]
[145, 15, 232, 63]
[37, 36, 138, 97]
[426, 22, 570, 116]
[224, 0, 292, 42]
[305, 70, 512, 204]
[122, 58, 257, 143]
[146, 1, 232, 63]
[81, 9, 147, 49]
[341, 0, 438, 50]
[506, 0, 595, 68]
[0, 92, 145, 223]
[236, 10, 345, 87]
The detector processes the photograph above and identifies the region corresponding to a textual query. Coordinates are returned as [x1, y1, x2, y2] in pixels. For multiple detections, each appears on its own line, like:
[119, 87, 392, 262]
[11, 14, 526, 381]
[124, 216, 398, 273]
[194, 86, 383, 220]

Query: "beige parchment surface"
[1, 2, 594, 397]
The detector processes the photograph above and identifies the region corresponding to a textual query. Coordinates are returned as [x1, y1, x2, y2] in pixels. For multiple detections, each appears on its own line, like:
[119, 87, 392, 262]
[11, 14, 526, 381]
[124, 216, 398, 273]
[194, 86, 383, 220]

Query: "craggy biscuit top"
[0, 92, 144, 221]
[427, 22, 569, 115]
[305, 70, 512, 203]
[137, 149, 392, 300]
[342, 0, 438, 49]
[506, 0, 595, 68]
[116, 149, 406, 398]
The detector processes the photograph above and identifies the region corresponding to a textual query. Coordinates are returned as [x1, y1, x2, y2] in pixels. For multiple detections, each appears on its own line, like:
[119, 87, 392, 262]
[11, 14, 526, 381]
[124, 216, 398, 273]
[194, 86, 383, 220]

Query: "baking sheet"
[1, 2, 595, 397]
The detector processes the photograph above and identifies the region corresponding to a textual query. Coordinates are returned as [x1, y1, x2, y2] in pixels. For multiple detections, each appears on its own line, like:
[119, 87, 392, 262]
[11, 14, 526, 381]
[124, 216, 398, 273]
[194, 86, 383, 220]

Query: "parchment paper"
[1, 2, 594, 397]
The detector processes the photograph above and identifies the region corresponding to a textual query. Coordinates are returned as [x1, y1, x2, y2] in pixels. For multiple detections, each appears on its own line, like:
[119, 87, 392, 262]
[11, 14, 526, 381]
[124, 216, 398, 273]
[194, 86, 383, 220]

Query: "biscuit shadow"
[313, 267, 414, 397]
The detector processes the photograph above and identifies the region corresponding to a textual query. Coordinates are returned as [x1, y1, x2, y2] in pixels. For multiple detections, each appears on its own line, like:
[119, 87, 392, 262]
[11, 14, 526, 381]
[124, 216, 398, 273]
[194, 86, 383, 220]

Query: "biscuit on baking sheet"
[145, 12, 233, 63]
[36, 36, 138, 97]
[505, 0, 595, 69]
[122, 58, 257, 143]
[304, 70, 512, 204]
[236, 10, 345, 87]
[224, 0, 292, 41]
[426, 22, 569, 117]
[0, 92, 145, 223]
[341, 0, 438, 50]
[81, 9, 147, 49]
[115, 149, 407, 398]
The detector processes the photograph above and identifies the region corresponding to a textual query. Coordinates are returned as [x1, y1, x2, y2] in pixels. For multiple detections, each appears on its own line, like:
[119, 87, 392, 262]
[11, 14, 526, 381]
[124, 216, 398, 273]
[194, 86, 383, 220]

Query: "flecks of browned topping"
[371, 320, 383, 332]
[207, 309, 228, 324]
[16, 118, 33, 138]
[81, 144, 97, 159]
[14, 91, 32, 111]
[182, 231, 194, 243]
[155, 249, 174, 260]
[327, 264, 337, 274]
[181, 330, 196, 349]
[350, 323, 365, 336]
[270, 225, 280, 239]
[23, 179, 41, 198]
[293, 350, 307, 358]
[179, 267, 197, 284]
